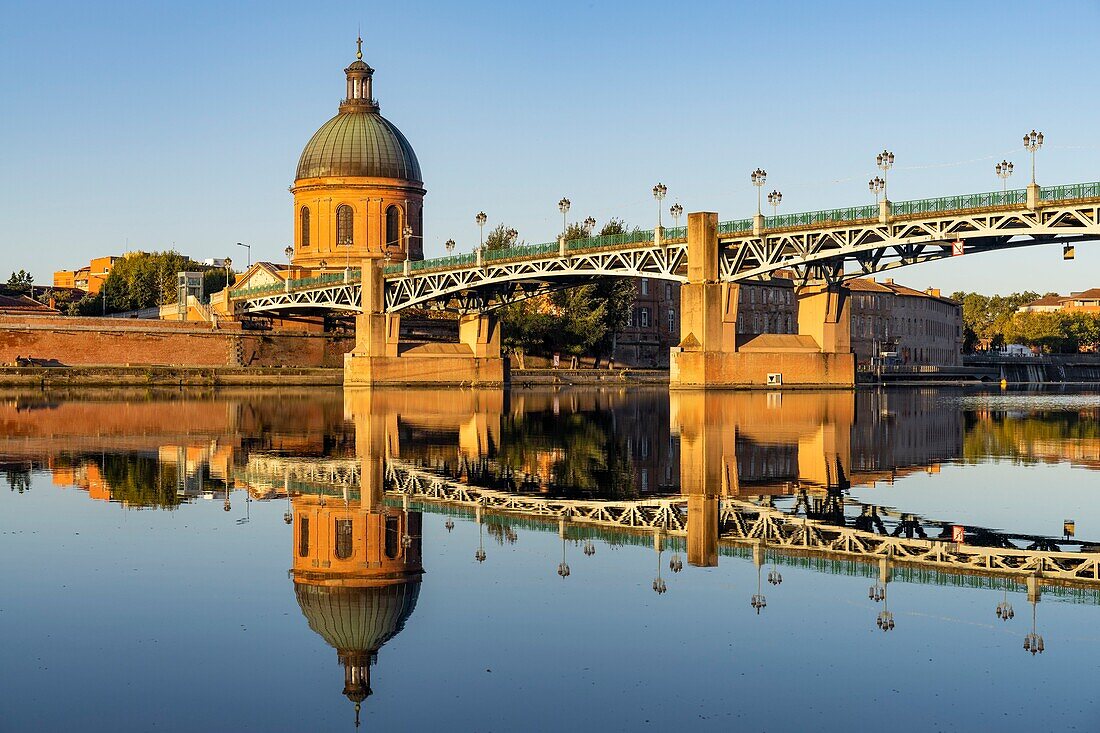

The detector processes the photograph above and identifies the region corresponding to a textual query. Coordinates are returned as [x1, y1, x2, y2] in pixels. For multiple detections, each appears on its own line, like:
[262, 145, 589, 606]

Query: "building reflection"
[290, 486, 423, 726]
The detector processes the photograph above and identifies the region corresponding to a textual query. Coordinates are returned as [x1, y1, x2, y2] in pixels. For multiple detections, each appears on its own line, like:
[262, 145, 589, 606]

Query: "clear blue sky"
[2, 0, 1098, 295]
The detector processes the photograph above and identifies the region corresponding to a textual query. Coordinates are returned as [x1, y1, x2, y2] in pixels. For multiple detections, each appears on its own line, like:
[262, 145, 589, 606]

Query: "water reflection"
[289, 486, 422, 727]
[4, 385, 1100, 726]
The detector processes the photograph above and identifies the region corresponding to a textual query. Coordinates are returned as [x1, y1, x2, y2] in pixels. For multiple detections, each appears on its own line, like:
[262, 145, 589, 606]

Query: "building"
[849, 278, 962, 367]
[1018, 289, 1100, 314]
[53, 255, 118, 294]
[291, 36, 423, 267]
[620, 276, 797, 367]
[620, 278, 680, 366]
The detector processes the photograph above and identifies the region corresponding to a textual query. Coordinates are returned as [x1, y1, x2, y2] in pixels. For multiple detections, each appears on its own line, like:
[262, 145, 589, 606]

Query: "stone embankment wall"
[0, 315, 354, 368]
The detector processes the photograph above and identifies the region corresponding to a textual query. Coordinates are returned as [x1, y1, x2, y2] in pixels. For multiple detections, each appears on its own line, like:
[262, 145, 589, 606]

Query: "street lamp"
[767, 190, 782, 219]
[223, 257, 233, 289]
[476, 212, 487, 250]
[653, 545, 667, 595]
[1023, 599, 1044, 655]
[583, 216, 596, 236]
[996, 579, 1015, 621]
[283, 245, 294, 291]
[652, 182, 668, 227]
[445, 239, 456, 255]
[1023, 130, 1044, 184]
[669, 203, 683, 229]
[751, 562, 767, 614]
[998, 159, 1012, 192]
[403, 225, 413, 261]
[750, 169, 767, 215]
[236, 242, 251, 269]
[876, 150, 895, 200]
[869, 176, 886, 204]
[558, 198, 571, 236]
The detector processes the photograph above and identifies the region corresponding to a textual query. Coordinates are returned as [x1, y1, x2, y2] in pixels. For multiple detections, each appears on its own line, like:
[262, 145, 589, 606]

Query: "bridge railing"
[718, 218, 753, 235]
[231, 282, 287, 299]
[1041, 181, 1100, 202]
[288, 270, 358, 289]
[764, 203, 879, 229]
[566, 228, 657, 252]
[892, 188, 1027, 216]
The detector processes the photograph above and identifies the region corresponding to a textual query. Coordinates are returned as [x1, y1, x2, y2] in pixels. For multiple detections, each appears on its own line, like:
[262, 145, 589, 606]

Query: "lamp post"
[876, 150, 895, 200]
[653, 543, 667, 595]
[223, 257, 233, 291]
[583, 216, 596, 236]
[236, 242, 251, 269]
[1023, 130, 1044, 184]
[750, 169, 767, 216]
[995, 160, 1015, 194]
[996, 578, 1015, 621]
[476, 211, 487, 250]
[403, 225, 413, 261]
[557, 516, 571, 578]
[1023, 604, 1044, 655]
[445, 239, 456, 255]
[652, 183, 667, 227]
[558, 198, 571, 236]
[869, 176, 885, 204]
[283, 245, 294, 292]
[767, 190, 782, 219]
[670, 203, 683, 229]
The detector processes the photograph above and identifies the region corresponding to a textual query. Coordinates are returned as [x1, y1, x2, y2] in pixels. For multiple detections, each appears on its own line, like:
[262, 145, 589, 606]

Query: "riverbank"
[0, 365, 672, 388]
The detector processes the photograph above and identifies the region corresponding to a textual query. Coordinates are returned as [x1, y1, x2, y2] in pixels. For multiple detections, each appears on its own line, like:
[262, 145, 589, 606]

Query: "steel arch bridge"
[231, 181, 1100, 316]
[240, 455, 1100, 587]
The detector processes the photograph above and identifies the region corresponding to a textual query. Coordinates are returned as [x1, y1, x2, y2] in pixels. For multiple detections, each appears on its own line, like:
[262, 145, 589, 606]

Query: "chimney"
[926, 288, 941, 297]
[884, 278, 894, 285]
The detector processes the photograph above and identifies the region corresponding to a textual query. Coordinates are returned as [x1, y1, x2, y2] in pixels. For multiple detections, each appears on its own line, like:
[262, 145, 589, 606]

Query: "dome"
[295, 581, 421, 654]
[295, 111, 422, 183]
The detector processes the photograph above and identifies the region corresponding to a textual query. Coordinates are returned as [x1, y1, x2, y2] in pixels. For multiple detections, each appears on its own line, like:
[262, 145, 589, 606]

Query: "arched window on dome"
[300, 206, 311, 248]
[334, 519, 353, 560]
[384, 515, 400, 559]
[385, 205, 402, 252]
[335, 204, 354, 247]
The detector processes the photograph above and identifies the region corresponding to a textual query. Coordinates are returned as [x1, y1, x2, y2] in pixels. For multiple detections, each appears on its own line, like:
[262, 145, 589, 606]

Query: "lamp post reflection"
[652, 530, 667, 595]
[1023, 574, 1044, 655]
[751, 542, 767, 614]
[996, 578, 1015, 621]
[557, 515, 571, 578]
[873, 557, 895, 631]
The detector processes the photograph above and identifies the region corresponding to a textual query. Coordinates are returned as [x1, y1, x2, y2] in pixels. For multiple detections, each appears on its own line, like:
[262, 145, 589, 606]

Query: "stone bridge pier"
[344, 257, 508, 386]
[670, 212, 855, 388]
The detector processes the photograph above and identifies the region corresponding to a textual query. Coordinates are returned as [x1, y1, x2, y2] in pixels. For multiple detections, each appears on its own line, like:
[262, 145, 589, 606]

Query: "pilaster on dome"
[341, 35, 378, 113]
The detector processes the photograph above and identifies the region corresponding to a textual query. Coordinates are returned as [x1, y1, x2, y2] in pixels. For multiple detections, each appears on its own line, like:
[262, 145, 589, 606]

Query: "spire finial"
[356, 32, 363, 60]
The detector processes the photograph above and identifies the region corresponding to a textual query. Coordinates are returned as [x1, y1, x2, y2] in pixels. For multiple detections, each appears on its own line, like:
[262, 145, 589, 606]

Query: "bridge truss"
[232, 193, 1100, 316]
[241, 455, 1100, 586]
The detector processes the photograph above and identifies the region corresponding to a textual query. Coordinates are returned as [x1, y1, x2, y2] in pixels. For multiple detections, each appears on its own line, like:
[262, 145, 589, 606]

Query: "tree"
[5, 270, 33, 294]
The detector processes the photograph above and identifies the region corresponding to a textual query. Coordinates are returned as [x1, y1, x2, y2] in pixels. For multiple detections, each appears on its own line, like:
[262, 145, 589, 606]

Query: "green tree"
[5, 270, 34, 293]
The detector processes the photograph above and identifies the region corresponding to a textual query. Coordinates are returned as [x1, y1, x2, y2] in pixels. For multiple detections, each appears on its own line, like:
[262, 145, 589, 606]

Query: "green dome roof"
[295, 581, 421, 654]
[295, 111, 422, 182]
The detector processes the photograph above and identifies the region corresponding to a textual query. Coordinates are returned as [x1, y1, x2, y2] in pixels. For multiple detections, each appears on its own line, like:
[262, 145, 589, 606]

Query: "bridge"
[229, 180, 1100, 387]
[240, 454, 1100, 592]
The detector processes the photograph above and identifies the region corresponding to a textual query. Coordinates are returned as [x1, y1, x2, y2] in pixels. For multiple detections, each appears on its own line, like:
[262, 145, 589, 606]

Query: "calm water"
[1, 386, 1098, 732]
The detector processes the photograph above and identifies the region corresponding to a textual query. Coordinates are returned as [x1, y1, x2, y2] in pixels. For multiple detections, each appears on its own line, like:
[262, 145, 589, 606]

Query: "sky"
[1, 0, 1099, 295]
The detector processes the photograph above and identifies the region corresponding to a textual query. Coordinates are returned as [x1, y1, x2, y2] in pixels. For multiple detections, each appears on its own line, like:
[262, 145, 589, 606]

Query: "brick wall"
[0, 315, 355, 368]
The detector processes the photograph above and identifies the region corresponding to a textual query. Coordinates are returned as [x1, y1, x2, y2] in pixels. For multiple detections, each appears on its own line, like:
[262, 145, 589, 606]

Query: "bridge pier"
[669, 212, 854, 388]
[344, 258, 508, 387]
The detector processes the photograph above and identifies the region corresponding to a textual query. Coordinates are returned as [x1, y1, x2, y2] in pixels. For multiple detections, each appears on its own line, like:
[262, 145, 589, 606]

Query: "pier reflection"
[5, 386, 1098, 677]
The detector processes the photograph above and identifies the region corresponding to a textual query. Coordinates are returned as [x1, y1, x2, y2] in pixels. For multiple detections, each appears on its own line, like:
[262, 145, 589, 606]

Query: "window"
[640, 308, 650, 328]
[385, 205, 401, 249]
[298, 516, 309, 557]
[750, 288, 756, 304]
[336, 204, 354, 246]
[640, 278, 649, 296]
[785, 314, 792, 333]
[665, 284, 672, 300]
[300, 207, 311, 248]
[384, 515, 400, 559]
[335, 519, 353, 559]
[668, 307, 675, 333]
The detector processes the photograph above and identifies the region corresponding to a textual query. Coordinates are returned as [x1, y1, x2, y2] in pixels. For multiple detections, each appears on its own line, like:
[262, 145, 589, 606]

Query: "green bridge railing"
[239, 179, 1100, 293]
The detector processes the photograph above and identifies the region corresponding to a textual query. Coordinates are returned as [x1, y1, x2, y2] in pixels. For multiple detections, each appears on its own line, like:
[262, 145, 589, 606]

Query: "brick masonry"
[0, 315, 354, 368]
